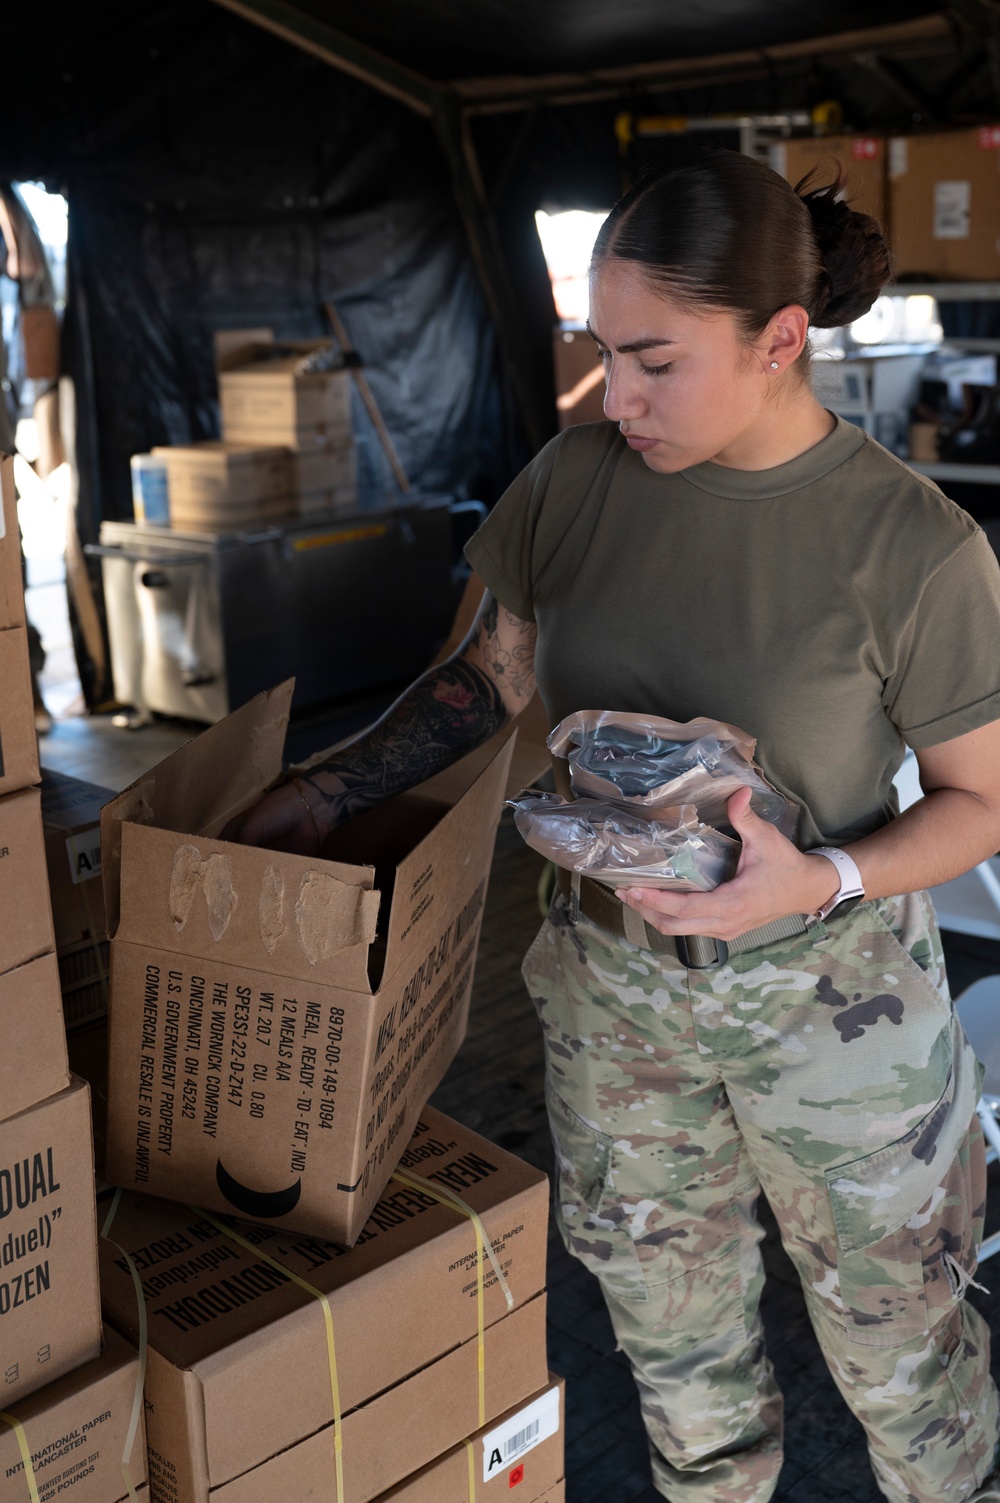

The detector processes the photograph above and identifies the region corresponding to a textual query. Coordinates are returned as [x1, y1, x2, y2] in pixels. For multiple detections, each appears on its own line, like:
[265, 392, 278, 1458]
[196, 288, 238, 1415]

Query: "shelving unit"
[888, 282, 1000, 301]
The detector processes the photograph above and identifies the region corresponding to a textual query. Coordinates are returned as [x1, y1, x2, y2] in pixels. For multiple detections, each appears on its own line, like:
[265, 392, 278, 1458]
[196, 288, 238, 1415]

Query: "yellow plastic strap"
[390, 1169, 513, 1310]
[0, 1412, 40, 1503]
[391, 1168, 513, 1428]
[192, 1208, 344, 1503]
[466, 1439, 477, 1502]
[101, 1188, 147, 1503]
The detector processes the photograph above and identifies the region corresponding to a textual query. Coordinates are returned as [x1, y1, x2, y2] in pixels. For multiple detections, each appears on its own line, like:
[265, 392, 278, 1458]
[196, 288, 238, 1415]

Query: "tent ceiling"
[229, 0, 948, 83]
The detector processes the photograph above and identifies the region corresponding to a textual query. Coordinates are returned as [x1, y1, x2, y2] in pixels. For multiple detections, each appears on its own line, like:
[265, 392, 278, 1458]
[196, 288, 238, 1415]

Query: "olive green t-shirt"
[465, 416, 1000, 849]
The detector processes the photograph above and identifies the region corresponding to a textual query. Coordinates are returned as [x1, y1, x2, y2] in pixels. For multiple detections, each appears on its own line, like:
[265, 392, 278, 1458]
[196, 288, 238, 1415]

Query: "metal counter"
[94, 501, 462, 723]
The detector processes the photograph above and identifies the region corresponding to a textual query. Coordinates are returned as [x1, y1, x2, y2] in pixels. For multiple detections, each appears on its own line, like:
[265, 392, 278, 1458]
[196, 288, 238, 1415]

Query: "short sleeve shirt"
[465, 416, 1000, 849]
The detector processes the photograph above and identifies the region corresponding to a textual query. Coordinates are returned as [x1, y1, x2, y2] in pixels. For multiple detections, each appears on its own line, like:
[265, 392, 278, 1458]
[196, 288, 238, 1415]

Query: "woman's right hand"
[221, 774, 343, 854]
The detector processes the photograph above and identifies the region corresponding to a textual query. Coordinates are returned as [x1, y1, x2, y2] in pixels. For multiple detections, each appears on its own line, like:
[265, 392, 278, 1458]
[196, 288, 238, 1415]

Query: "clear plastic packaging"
[510, 793, 740, 892]
[548, 710, 798, 839]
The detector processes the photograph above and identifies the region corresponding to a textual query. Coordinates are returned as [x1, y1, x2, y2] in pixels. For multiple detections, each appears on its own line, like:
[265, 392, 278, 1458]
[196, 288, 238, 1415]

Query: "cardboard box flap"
[102, 681, 294, 938]
[1, 455, 27, 632]
[116, 820, 379, 988]
[382, 732, 514, 982]
[219, 340, 344, 381]
[215, 328, 275, 372]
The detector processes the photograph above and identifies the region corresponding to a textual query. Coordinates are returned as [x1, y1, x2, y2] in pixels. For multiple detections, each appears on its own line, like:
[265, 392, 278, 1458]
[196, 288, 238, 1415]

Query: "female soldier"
[230, 149, 1000, 1502]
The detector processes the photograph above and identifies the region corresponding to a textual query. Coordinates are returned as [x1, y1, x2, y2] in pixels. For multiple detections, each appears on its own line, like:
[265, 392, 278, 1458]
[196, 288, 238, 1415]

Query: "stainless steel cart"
[93, 501, 463, 724]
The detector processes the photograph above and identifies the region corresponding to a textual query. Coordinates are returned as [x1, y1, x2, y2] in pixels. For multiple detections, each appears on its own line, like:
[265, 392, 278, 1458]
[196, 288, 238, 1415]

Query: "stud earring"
[770, 361, 780, 369]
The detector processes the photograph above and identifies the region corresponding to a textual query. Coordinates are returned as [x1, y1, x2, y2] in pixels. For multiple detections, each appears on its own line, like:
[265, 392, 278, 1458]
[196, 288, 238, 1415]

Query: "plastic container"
[130, 453, 170, 525]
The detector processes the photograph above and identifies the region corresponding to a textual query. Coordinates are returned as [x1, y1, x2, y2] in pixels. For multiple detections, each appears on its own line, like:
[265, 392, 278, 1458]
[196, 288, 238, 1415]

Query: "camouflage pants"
[523, 891, 1000, 1502]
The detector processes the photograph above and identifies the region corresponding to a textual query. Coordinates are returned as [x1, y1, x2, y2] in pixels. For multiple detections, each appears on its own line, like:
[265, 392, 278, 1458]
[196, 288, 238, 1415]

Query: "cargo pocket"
[545, 1077, 648, 1302]
[865, 896, 952, 1025]
[824, 1031, 985, 1348]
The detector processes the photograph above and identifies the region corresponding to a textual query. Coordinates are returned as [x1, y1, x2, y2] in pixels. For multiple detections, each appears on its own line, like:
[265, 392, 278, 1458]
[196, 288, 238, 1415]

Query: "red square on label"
[509, 1465, 525, 1487]
[851, 138, 878, 160]
[979, 125, 1000, 150]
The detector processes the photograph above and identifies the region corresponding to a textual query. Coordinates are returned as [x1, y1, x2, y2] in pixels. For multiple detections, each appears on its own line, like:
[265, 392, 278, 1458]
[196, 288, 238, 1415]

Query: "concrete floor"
[36, 703, 1000, 1503]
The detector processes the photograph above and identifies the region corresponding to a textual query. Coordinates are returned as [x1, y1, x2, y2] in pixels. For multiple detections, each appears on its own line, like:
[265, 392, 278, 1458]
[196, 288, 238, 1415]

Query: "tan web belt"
[555, 866, 811, 971]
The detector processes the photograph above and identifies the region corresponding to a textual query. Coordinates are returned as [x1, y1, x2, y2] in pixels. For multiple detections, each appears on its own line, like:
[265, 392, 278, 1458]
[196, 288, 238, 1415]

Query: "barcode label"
[482, 1386, 560, 1481]
[66, 827, 102, 884]
[505, 1420, 539, 1456]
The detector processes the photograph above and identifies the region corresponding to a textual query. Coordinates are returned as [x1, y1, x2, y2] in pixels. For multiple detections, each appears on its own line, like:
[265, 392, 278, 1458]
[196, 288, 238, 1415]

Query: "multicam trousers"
[523, 890, 1000, 1503]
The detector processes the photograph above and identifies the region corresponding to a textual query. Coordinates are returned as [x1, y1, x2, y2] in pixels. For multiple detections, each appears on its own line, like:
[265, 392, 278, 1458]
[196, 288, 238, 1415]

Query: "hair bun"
[796, 166, 893, 328]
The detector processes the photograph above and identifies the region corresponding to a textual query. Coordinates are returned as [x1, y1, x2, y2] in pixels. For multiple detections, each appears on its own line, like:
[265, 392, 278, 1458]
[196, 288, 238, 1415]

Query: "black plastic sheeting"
[60, 5, 523, 538]
[0, 2, 552, 705]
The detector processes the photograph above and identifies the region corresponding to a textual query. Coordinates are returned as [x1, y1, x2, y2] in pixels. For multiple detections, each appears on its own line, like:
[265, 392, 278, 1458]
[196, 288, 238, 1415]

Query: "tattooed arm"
[224, 593, 537, 852]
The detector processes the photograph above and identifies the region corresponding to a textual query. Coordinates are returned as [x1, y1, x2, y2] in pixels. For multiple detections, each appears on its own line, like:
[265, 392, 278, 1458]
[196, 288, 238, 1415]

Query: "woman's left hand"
[615, 786, 841, 940]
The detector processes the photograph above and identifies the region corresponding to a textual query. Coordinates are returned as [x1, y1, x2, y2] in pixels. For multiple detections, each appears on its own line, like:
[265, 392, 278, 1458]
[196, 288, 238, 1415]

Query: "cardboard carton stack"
[0, 456, 106, 1426]
[151, 331, 358, 532]
[99, 1107, 553, 1503]
[94, 665, 565, 1496]
[218, 334, 358, 520]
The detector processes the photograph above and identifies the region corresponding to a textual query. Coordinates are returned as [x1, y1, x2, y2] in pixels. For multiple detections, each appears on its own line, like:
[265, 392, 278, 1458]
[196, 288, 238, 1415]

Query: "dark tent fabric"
[57, 5, 518, 531]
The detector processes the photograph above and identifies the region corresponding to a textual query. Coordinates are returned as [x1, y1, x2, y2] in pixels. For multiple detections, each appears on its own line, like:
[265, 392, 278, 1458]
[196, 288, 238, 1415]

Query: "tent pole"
[433, 96, 549, 454]
[209, 0, 436, 113]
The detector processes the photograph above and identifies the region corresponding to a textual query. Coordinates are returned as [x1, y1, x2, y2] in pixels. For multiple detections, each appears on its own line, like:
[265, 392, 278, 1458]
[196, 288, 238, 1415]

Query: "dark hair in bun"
[592, 146, 893, 347]
[797, 165, 893, 328]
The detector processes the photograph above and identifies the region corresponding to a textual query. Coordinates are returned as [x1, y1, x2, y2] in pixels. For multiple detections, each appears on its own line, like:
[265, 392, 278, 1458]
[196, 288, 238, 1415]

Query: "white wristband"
[806, 846, 865, 922]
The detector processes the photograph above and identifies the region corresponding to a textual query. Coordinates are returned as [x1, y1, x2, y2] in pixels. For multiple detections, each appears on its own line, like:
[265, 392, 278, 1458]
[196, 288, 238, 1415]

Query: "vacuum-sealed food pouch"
[510, 793, 740, 892]
[548, 710, 798, 838]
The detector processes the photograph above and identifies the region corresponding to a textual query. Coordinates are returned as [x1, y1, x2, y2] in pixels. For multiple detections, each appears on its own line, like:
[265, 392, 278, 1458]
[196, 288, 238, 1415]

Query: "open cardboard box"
[0, 1325, 147, 1503]
[101, 681, 514, 1244]
[99, 1107, 549, 1503]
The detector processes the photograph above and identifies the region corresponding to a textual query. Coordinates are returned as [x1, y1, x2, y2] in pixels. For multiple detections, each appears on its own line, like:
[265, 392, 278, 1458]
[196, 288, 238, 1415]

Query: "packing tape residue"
[466, 1439, 477, 1502]
[101, 1188, 150, 1503]
[0, 1412, 41, 1503]
[391, 1168, 514, 1427]
[191, 1207, 345, 1503]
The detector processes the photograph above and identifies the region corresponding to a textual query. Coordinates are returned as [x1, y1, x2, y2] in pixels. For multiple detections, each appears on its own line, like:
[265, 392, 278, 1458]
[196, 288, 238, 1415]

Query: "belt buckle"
[674, 934, 729, 971]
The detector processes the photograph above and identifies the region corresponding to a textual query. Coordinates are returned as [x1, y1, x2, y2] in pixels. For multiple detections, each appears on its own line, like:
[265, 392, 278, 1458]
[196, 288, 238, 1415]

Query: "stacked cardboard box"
[889, 126, 1000, 280]
[100, 679, 514, 1243]
[150, 330, 358, 531]
[0, 1326, 148, 1503]
[218, 333, 358, 519]
[99, 1107, 550, 1503]
[0, 456, 103, 1410]
[40, 768, 113, 1032]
